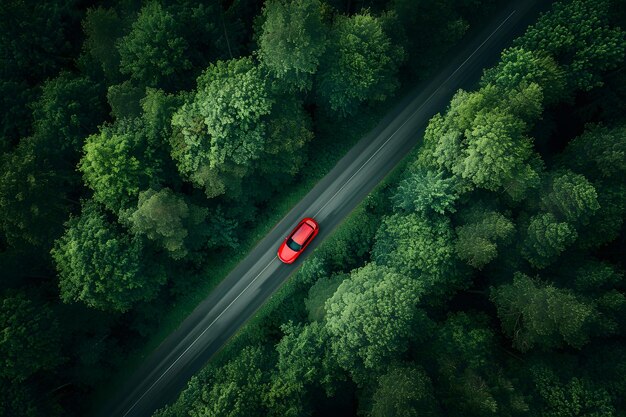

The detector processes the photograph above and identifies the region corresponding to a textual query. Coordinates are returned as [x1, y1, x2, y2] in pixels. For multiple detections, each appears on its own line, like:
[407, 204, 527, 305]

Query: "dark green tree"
[316, 12, 404, 115]
[490, 273, 597, 352]
[521, 213, 577, 268]
[81, 6, 124, 81]
[541, 170, 600, 225]
[530, 364, 615, 417]
[514, 0, 626, 93]
[370, 363, 439, 417]
[52, 201, 166, 312]
[31, 72, 105, 156]
[429, 312, 529, 416]
[122, 188, 208, 260]
[558, 124, 626, 180]
[0, 292, 61, 382]
[117, 1, 192, 88]
[258, 0, 327, 91]
[268, 322, 340, 416]
[191, 346, 272, 417]
[455, 208, 515, 269]
[0, 139, 69, 248]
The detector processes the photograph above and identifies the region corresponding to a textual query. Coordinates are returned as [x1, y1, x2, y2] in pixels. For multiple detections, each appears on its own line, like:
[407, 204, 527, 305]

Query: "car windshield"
[286, 238, 302, 251]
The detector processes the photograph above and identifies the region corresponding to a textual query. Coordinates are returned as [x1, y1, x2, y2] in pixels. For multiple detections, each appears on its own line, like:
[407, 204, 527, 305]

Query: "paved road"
[100, 1, 550, 415]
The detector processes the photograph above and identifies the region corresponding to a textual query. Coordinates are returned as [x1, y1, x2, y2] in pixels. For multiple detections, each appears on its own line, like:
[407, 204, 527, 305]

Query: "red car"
[278, 217, 319, 264]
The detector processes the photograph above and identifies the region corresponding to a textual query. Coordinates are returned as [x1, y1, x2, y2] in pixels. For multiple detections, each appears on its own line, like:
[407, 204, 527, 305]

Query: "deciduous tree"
[490, 273, 596, 352]
[117, 1, 192, 89]
[324, 263, 430, 382]
[316, 12, 404, 115]
[0, 292, 61, 382]
[258, 0, 327, 91]
[521, 213, 577, 268]
[52, 201, 166, 312]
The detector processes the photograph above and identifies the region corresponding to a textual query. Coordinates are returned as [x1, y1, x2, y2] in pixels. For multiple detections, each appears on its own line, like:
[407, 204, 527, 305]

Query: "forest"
[0, 0, 508, 416]
[154, 0, 626, 416]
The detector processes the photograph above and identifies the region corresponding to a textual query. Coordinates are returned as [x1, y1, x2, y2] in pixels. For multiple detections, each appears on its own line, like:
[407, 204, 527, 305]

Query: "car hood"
[278, 242, 298, 263]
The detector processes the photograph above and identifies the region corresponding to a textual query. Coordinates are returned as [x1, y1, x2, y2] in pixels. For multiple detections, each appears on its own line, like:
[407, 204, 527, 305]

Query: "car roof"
[291, 222, 313, 245]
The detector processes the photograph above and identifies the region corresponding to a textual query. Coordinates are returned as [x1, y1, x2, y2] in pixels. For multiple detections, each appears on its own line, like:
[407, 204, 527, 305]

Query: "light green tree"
[373, 212, 466, 302]
[391, 168, 460, 214]
[482, 47, 566, 104]
[80, 120, 161, 213]
[171, 57, 273, 196]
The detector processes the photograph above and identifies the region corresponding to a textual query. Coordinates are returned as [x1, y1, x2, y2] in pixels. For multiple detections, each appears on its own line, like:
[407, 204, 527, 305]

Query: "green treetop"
[52, 201, 166, 312]
[370, 363, 440, 417]
[521, 213, 577, 269]
[0, 292, 61, 382]
[258, 0, 327, 91]
[316, 12, 404, 116]
[117, 1, 192, 89]
[490, 272, 597, 352]
[324, 263, 431, 382]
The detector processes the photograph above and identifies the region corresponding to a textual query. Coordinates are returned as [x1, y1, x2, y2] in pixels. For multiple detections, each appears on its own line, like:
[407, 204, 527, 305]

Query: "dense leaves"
[316, 12, 404, 115]
[0, 293, 61, 382]
[52, 201, 166, 312]
[258, 0, 327, 91]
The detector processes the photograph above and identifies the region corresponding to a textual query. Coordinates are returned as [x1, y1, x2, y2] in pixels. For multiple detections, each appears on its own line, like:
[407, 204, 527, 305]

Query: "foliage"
[80, 120, 161, 213]
[82, 6, 124, 81]
[391, 168, 460, 214]
[189, 346, 271, 417]
[305, 274, 344, 322]
[324, 263, 430, 381]
[316, 12, 404, 115]
[490, 273, 597, 352]
[117, 1, 192, 89]
[123, 188, 208, 260]
[0, 140, 69, 248]
[541, 170, 600, 225]
[51, 201, 166, 312]
[258, 0, 327, 91]
[267, 322, 339, 415]
[531, 365, 616, 417]
[455, 208, 515, 269]
[373, 212, 466, 303]
[370, 363, 439, 417]
[513, 0, 626, 94]
[171, 57, 273, 196]
[521, 213, 577, 269]
[0, 293, 61, 382]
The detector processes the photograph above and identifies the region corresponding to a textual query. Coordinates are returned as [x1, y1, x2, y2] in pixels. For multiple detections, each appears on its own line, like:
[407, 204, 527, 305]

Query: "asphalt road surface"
[100, 1, 551, 415]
